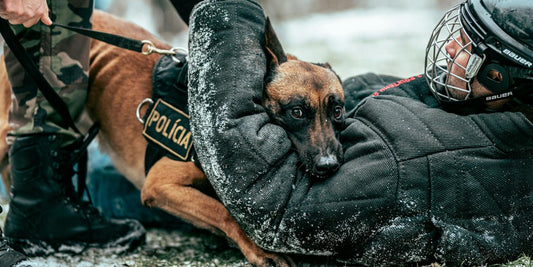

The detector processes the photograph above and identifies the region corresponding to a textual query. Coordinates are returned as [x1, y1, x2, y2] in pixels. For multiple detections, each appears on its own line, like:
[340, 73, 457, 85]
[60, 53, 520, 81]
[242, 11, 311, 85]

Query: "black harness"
[141, 53, 200, 174]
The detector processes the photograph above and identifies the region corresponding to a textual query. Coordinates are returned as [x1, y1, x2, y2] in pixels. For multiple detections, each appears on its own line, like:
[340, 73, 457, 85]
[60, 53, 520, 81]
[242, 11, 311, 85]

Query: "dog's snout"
[314, 154, 340, 177]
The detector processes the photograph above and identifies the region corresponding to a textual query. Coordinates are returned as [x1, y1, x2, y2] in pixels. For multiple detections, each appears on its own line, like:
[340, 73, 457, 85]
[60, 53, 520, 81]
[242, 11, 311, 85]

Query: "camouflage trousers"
[4, 0, 93, 146]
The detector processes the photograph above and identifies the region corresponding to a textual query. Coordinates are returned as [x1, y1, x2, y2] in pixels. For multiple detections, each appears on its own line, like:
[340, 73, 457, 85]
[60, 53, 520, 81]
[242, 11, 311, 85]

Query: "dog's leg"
[141, 157, 293, 267]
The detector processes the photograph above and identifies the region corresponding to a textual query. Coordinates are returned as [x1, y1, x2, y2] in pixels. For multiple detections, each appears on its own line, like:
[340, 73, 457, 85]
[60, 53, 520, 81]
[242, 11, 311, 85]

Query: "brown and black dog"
[0, 10, 344, 266]
[263, 19, 344, 178]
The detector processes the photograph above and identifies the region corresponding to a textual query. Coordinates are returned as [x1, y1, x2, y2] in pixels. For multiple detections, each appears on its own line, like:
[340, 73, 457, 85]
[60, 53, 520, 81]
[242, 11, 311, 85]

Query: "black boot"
[0, 206, 33, 267]
[0, 230, 29, 267]
[4, 134, 146, 256]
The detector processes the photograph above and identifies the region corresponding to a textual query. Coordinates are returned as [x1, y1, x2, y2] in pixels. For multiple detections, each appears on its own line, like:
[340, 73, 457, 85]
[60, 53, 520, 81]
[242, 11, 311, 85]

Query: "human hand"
[0, 0, 52, 27]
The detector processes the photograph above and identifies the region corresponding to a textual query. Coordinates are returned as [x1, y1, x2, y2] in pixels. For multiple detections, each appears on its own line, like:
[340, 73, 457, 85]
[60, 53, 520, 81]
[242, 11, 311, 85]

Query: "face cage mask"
[425, 4, 480, 102]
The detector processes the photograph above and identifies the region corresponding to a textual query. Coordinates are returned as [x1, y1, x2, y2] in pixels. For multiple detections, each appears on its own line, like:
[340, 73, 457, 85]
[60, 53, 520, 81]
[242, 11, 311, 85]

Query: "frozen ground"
[2, 199, 532, 267]
[1, 203, 249, 267]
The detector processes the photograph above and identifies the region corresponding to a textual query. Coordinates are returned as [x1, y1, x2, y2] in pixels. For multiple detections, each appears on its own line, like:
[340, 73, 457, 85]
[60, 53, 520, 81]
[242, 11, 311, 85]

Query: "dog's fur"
[0, 10, 344, 266]
[263, 20, 344, 177]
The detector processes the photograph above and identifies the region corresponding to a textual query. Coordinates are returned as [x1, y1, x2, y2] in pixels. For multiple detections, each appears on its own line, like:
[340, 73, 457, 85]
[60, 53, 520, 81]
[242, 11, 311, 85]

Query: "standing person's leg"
[2, 0, 145, 255]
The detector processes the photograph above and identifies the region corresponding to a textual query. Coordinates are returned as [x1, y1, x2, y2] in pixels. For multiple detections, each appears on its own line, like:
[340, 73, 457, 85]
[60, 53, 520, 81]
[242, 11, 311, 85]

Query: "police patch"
[143, 99, 193, 161]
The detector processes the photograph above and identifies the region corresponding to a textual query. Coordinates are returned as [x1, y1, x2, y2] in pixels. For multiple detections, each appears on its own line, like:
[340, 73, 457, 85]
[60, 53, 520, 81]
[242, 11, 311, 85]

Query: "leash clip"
[142, 40, 188, 63]
[136, 98, 154, 124]
[142, 40, 174, 55]
[142, 40, 187, 56]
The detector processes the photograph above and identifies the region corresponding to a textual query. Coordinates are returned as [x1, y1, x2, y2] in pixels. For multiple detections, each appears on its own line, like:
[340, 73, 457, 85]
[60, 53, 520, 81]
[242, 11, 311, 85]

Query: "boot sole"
[6, 222, 146, 257]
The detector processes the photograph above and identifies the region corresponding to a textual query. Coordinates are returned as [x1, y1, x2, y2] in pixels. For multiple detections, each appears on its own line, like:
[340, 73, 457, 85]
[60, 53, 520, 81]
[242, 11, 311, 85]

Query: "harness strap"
[143, 53, 196, 174]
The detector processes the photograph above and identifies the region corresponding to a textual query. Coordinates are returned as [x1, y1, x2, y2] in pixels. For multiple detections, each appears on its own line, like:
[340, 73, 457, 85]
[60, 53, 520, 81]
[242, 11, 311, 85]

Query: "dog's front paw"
[249, 250, 295, 267]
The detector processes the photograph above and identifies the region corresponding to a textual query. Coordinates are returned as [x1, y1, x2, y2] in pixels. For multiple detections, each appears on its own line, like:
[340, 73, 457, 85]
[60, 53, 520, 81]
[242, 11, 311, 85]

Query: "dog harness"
[140, 53, 199, 174]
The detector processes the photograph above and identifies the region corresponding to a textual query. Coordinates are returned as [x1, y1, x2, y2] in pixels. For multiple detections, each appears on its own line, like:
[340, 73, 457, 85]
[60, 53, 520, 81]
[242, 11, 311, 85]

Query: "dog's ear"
[264, 17, 287, 70]
[316, 62, 332, 69]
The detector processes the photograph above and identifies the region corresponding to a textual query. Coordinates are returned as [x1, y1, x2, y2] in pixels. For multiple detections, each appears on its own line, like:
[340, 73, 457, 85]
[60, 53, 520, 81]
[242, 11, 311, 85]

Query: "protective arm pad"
[188, 0, 399, 257]
[188, 0, 299, 248]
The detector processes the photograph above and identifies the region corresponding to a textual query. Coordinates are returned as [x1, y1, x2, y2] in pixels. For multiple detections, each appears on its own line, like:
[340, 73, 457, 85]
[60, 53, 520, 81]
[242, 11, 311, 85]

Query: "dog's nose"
[315, 155, 340, 176]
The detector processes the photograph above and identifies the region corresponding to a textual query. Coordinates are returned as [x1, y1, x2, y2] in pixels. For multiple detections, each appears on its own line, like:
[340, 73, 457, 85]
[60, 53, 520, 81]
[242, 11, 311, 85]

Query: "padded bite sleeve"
[187, 0, 397, 256]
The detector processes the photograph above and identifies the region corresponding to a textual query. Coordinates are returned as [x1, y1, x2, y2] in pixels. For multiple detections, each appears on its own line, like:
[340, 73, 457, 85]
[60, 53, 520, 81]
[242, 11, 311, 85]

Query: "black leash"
[52, 22, 146, 53]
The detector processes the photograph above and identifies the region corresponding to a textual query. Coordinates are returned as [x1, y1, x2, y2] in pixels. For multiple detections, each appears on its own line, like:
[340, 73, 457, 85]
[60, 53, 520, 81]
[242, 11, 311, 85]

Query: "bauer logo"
[503, 48, 533, 68]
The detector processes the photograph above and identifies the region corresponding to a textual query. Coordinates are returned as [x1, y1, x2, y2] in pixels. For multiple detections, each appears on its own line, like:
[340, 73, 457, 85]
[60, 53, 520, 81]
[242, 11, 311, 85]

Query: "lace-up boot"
[4, 134, 145, 256]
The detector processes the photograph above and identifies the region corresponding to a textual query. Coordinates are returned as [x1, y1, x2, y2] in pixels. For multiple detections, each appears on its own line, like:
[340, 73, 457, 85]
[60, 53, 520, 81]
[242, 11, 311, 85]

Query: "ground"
[2, 201, 533, 266]
[1, 201, 250, 267]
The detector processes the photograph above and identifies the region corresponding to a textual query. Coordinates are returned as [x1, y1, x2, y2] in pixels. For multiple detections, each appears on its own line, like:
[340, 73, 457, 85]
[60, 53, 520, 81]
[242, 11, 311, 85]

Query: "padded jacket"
[187, 0, 533, 265]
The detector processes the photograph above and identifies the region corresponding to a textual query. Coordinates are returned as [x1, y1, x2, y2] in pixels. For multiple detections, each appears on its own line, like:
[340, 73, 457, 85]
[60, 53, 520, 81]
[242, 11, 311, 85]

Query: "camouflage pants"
[4, 0, 93, 145]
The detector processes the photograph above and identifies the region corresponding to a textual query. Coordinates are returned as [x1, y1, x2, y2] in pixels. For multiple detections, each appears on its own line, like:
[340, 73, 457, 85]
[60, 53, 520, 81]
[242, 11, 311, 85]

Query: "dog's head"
[262, 18, 345, 179]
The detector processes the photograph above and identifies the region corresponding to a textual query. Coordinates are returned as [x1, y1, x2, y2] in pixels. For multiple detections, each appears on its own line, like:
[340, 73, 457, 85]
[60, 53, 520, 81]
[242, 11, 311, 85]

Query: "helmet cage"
[425, 4, 477, 102]
[425, 0, 533, 103]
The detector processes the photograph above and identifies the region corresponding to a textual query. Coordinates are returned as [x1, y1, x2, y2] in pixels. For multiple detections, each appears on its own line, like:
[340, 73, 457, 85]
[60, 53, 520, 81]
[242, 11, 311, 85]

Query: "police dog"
[0, 10, 344, 266]
[262, 19, 344, 178]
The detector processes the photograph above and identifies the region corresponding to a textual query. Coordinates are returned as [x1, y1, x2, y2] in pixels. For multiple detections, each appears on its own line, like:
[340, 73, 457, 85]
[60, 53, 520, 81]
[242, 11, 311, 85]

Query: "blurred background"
[102, 0, 461, 80]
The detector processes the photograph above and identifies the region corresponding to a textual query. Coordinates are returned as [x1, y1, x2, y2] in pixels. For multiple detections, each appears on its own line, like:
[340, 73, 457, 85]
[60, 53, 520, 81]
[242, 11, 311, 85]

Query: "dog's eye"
[290, 107, 304, 119]
[333, 106, 344, 120]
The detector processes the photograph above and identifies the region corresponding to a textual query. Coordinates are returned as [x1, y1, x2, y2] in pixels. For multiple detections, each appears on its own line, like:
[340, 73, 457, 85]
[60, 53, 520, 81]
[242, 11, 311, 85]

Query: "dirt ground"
[1, 201, 249, 267]
[0, 202, 346, 267]
[2, 202, 532, 266]
[29, 228, 249, 267]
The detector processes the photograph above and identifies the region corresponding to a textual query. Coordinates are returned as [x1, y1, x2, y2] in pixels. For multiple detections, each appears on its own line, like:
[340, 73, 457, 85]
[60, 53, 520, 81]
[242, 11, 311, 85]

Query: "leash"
[0, 19, 181, 134]
[54, 22, 145, 53]
[0, 18, 185, 200]
[51, 22, 179, 56]
[54, 22, 183, 57]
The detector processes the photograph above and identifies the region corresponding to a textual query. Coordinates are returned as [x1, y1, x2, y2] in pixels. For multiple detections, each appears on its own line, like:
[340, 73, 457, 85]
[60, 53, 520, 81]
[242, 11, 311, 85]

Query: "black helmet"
[425, 0, 533, 105]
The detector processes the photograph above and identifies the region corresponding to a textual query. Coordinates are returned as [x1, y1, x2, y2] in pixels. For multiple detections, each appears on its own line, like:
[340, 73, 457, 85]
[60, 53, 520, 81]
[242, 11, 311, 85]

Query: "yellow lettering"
[162, 119, 171, 137]
[177, 126, 186, 144]
[147, 111, 160, 127]
[168, 119, 180, 138]
[156, 115, 167, 133]
[173, 126, 184, 143]
[179, 132, 191, 149]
